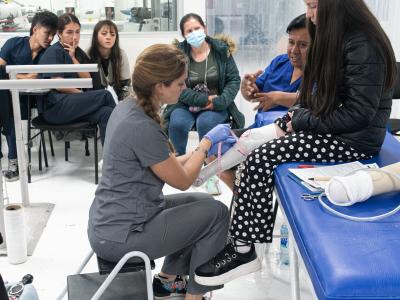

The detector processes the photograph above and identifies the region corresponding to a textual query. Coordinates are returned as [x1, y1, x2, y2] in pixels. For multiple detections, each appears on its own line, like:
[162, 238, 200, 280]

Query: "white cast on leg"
[325, 162, 400, 206]
[194, 124, 279, 187]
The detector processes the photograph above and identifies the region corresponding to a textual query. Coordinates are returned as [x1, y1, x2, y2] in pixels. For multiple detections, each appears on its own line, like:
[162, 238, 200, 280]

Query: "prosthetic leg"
[194, 124, 278, 186]
[325, 162, 400, 206]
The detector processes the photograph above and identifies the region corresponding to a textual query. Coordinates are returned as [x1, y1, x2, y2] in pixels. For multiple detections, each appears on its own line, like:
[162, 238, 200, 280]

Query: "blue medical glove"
[208, 137, 237, 157]
[204, 124, 232, 145]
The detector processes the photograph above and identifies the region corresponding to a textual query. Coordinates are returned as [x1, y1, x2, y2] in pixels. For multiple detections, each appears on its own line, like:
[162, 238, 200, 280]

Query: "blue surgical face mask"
[186, 29, 206, 48]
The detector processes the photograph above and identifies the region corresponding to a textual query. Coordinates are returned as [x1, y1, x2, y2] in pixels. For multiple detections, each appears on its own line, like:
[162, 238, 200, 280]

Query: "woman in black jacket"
[193, 0, 397, 286]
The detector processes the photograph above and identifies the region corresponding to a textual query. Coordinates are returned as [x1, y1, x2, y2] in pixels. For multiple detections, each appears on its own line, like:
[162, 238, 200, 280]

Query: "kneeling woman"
[88, 44, 231, 300]
[38, 13, 115, 145]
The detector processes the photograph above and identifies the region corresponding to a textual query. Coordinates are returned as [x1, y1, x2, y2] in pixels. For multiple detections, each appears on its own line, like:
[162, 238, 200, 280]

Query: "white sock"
[194, 124, 278, 187]
[234, 239, 252, 254]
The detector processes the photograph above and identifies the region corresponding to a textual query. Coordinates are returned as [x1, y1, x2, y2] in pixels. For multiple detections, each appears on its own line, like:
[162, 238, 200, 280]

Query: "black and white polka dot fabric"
[229, 132, 371, 244]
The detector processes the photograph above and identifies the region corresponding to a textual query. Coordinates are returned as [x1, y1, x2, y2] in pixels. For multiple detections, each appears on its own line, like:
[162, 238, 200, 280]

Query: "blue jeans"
[0, 121, 17, 160]
[168, 107, 229, 155]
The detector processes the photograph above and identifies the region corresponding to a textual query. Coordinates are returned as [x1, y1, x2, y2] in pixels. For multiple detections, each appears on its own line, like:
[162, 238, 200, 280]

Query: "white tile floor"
[0, 133, 316, 300]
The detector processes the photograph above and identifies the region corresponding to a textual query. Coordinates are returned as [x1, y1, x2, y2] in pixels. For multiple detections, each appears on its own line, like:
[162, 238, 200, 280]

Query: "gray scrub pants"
[89, 192, 230, 295]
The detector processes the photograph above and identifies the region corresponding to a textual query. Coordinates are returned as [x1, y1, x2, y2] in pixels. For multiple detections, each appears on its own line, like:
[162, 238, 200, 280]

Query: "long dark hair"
[299, 0, 396, 116]
[88, 20, 122, 89]
[57, 13, 80, 33]
[57, 13, 90, 63]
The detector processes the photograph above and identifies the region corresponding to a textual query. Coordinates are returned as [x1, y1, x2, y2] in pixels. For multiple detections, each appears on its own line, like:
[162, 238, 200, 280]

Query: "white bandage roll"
[194, 124, 278, 186]
[4, 204, 27, 264]
[325, 162, 400, 206]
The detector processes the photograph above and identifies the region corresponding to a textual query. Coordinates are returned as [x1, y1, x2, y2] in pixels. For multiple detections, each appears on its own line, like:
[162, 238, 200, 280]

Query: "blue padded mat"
[274, 133, 400, 300]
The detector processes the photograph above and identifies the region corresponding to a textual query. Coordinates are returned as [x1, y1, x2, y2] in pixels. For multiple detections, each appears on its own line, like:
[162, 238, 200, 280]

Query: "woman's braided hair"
[132, 44, 187, 125]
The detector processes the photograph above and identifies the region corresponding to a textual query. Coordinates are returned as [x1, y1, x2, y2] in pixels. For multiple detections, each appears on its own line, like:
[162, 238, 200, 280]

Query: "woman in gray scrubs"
[88, 44, 231, 300]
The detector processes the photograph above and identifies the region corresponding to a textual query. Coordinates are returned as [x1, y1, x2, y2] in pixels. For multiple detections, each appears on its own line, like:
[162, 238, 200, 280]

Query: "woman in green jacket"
[163, 13, 244, 156]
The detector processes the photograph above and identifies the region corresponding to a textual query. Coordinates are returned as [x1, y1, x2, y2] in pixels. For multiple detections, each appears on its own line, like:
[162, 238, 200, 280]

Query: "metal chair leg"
[38, 132, 43, 171]
[65, 141, 69, 161]
[85, 138, 90, 156]
[48, 131, 55, 156]
[27, 110, 32, 183]
[94, 127, 98, 185]
[41, 131, 48, 168]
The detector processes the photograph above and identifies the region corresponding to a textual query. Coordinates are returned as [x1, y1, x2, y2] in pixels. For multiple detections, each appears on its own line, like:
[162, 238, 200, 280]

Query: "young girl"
[87, 20, 131, 101]
[38, 14, 115, 145]
[88, 44, 232, 300]
[194, 0, 397, 286]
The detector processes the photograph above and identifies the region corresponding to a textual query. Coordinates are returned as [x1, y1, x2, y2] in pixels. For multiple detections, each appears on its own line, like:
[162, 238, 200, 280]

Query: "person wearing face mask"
[162, 13, 244, 158]
[162, 13, 244, 195]
[0, 11, 58, 182]
[193, 0, 396, 287]
[201, 14, 310, 190]
[87, 20, 132, 101]
[38, 14, 116, 146]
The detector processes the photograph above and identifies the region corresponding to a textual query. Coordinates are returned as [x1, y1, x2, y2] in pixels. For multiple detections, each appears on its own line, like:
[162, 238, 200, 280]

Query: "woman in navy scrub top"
[39, 14, 115, 145]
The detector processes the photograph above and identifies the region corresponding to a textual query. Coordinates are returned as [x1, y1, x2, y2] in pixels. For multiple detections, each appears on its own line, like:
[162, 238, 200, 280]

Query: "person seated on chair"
[205, 14, 310, 190]
[162, 13, 244, 156]
[241, 13, 309, 129]
[0, 11, 58, 182]
[88, 44, 231, 300]
[38, 13, 116, 146]
[193, 0, 396, 287]
[87, 20, 132, 101]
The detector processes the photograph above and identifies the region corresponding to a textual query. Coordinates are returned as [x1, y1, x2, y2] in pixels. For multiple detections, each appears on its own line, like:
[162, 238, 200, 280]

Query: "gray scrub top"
[89, 98, 170, 243]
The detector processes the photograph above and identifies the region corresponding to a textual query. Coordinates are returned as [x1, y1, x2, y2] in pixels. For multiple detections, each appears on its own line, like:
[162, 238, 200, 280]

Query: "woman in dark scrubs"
[38, 14, 116, 145]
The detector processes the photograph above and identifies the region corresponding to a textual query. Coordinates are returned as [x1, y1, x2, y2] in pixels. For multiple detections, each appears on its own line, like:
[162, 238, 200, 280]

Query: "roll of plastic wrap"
[4, 204, 27, 264]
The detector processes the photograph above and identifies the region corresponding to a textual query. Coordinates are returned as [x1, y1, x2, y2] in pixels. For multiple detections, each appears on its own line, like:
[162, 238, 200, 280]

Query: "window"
[206, 0, 399, 126]
[0, 0, 179, 33]
[206, 0, 305, 125]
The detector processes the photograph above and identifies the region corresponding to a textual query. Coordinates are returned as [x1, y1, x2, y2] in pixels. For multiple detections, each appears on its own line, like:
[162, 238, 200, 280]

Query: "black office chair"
[388, 62, 400, 136]
[23, 91, 100, 184]
[22, 90, 54, 183]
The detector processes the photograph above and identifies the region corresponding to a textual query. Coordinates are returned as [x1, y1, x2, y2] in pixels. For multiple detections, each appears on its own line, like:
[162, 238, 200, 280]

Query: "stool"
[65, 251, 155, 300]
[97, 255, 155, 275]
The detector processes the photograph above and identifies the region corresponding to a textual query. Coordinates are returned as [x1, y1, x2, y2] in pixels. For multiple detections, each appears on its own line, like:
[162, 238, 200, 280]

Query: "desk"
[274, 133, 400, 300]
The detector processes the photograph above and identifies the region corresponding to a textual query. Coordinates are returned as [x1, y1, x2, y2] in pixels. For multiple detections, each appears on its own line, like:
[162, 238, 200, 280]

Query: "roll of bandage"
[325, 162, 400, 206]
[4, 204, 27, 264]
